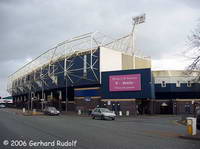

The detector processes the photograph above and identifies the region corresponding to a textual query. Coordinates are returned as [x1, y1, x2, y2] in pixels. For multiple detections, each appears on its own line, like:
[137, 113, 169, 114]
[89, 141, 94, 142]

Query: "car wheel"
[101, 115, 104, 120]
[92, 116, 95, 119]
[112, 117, 115, 120]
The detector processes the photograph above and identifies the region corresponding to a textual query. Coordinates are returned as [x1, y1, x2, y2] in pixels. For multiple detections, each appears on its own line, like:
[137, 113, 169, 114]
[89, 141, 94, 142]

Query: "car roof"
[95, 108, 109, 110]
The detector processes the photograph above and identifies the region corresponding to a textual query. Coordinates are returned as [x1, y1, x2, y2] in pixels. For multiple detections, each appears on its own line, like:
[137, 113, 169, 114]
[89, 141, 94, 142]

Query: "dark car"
[43, 107, 60, 116]
[197, 109, 200, 130]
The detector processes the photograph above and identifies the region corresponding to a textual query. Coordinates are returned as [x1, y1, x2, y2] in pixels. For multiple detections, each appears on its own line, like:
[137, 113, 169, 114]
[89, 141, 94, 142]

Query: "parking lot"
[0, 108, 200, 149]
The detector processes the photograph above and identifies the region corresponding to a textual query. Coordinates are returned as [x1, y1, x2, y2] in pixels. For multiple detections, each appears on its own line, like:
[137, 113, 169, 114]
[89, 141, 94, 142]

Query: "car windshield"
[100, 108, 111, 113]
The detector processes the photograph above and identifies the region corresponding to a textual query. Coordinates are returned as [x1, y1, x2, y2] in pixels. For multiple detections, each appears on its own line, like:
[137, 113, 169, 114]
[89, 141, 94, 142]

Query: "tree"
[187, 22, 200, 72]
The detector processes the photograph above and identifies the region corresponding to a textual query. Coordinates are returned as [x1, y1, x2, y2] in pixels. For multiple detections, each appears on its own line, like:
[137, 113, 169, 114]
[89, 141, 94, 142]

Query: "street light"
[131, 13, 146, 68]
[64, 51, 68, 112]
[132, 14, 146, 26]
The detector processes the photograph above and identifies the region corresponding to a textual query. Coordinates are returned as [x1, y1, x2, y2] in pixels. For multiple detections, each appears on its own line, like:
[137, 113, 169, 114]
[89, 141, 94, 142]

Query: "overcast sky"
[0, 0, 200, 97]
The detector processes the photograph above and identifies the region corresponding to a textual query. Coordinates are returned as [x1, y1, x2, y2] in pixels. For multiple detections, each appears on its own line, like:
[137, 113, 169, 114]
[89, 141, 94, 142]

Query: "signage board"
[0, 99, 13, 103]
[109, 74, 141, 92]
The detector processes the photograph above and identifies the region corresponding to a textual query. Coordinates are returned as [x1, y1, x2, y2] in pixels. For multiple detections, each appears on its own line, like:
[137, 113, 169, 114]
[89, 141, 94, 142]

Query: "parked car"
[91, 108, 116, 120]
[43, 107, 60, 116]
[197, 109, 200, 130]
[0, 104, 6, 108]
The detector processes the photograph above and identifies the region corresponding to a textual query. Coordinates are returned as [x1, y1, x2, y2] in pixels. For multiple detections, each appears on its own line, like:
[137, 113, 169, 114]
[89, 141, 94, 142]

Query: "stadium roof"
[7, 31, 150, 93]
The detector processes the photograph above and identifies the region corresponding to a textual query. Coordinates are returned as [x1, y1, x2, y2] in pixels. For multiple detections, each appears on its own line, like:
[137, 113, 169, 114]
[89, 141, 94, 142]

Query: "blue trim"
[155, 83, 200, 93]
[75, 89, 101, 97]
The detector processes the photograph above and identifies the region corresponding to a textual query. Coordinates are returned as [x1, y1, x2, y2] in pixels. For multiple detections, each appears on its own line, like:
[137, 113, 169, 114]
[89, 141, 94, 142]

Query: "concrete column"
[59, 91, 62, 100]
[51, 92, 53, 100]
[149, 100, 154, 114]
[59, 90, 62, 111]
[44, 93, 46, 100]
[37, 93, 40, 100]
[24, 96, 26, 108]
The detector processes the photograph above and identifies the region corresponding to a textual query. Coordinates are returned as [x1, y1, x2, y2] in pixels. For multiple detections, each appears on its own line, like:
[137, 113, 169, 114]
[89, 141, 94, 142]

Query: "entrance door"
[160, 101, 173, 114]
[137, 99, 151, 115]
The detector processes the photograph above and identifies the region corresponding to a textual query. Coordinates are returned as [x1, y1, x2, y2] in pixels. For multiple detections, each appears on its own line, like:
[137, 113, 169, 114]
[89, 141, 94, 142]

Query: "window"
[187, 81, 192, 87]
[176, 81, 181, 87]
[185, 104, 191, 114]
[161, 81, 166, 87]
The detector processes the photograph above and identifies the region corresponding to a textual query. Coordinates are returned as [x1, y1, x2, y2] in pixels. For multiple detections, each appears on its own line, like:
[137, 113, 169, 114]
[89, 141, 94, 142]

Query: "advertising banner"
[109, 74, 141, 92]
[0, 99, 13, 103]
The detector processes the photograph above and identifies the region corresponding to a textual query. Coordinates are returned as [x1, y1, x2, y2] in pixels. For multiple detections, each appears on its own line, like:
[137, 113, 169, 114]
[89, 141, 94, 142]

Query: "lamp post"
[65, 76, 68, 112]
[41, 80, 44, 111]
[64, 53, 68, 112]
[40, 69, 45, 111]
[131, 14, 146, 69]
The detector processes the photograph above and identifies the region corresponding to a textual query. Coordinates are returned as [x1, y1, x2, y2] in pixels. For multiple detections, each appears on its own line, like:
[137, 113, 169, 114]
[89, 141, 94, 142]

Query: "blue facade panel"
[74, 89, 101, 97]
[154, 83, 200, 99]
[14, 49, 100, 96]
[101, 68, 154, 99]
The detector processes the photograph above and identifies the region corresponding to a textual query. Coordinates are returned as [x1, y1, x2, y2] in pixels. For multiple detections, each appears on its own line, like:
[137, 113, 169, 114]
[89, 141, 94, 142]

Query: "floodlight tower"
[131, 13, 146, 68]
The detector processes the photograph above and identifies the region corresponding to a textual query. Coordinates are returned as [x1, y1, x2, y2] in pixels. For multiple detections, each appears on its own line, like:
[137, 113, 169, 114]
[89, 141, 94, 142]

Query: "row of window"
[161, 81, 192, 88]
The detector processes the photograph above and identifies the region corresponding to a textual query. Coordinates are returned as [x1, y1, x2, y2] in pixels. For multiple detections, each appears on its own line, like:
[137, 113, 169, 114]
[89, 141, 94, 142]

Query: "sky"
[0, 0, 200, 97]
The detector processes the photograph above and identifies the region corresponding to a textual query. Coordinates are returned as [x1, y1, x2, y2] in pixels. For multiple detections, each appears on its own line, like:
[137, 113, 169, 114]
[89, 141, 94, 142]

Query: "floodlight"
[132, 13, 146, 25]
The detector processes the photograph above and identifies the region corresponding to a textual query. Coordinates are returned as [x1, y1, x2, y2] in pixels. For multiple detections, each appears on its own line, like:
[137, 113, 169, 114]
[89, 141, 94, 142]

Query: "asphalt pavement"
[0, 108, 200, 149]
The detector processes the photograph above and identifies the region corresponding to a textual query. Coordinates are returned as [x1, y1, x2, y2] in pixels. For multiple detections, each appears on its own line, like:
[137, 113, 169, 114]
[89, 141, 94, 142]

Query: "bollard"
[119, 111, 122, 116]
[32, 109, 36, 115]
[126, 110, 130, 116]
[22, 108, 26, 113]
[78, 109, 81, 115]
[186, 117, 197, 135]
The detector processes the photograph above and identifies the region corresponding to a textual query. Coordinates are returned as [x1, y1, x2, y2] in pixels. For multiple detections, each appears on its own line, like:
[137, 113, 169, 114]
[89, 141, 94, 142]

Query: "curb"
[176, 120, 187, 126]
[15, 111, 45, 116]
[22, 113, 45, 116]
[179, 135, 200, 141]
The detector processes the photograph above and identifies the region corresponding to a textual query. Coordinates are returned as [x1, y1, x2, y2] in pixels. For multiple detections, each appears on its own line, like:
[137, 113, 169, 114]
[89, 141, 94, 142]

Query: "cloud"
[152, 52, 193, 70]
[0, 58, 31, 97]
[0, 0, 200, 96]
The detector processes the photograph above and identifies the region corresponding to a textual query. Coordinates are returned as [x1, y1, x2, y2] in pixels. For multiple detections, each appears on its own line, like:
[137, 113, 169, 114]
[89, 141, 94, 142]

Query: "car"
[0, 104, 6, 108]
[197, 109, 200, 130]
[43, 107, 60, 116]
[91, 108, 116, 120]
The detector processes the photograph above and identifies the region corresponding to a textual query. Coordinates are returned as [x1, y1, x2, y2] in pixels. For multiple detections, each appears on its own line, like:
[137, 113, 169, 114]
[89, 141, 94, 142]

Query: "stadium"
[7, 15, 200, 115]
[7, 28, 153, 113]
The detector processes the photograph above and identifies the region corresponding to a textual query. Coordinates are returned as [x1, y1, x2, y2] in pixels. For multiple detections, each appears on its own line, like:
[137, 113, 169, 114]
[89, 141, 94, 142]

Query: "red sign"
[109, 74, 141, 92]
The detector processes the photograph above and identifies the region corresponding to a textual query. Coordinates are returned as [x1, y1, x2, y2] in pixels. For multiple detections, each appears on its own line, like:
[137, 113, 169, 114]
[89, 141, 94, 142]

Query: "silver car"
[0, 104, 6, 108]
[91, 108, 116, 120]
[43, 107, 60, 116]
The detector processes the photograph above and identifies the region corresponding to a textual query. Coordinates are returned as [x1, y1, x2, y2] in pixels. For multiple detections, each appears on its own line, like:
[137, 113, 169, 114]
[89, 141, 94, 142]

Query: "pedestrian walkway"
[6, 108, 44, 116]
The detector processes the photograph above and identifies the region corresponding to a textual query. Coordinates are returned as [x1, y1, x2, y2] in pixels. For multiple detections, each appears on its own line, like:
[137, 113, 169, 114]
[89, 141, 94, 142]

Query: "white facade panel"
[153, 70, 199, 84]
[100, 47, 122, 72]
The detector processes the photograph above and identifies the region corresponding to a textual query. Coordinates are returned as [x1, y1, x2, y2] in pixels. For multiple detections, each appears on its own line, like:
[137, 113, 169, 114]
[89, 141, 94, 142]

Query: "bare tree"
[187, 22, 200, 72]
[183, 21, 200, 82]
